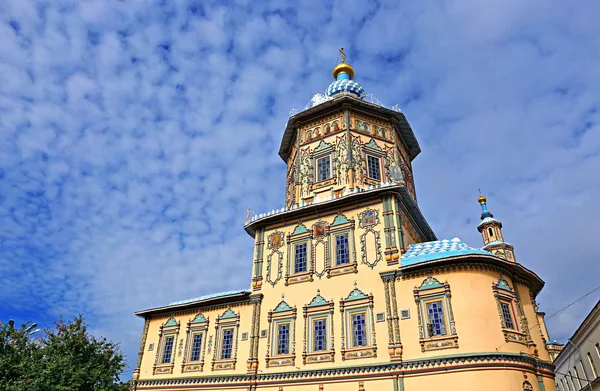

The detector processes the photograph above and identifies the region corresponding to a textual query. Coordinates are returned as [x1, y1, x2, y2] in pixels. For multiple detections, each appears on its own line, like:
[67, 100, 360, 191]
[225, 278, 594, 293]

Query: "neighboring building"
[131, 52, 557, 390]
[554, 301, 600, 391]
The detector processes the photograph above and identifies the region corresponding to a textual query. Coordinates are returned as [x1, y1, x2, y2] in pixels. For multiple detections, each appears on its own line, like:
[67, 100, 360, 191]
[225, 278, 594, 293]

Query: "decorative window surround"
[492, 276, 528, 346]
[311, 220, 330, 278]
[303, 290, 335, 364]
[327, 213, 358, 278]
[340, 283, 377, 361]
[414, 277, 458, 352]
[212, 309, 240, 371]
[266, 297, 297, 368]
[153, 317, 180, 375]
[182, 313, 208, 373]
[363, 139, 385, 185]
[312, 141, 336, 191]
[286, 223, 313, 285]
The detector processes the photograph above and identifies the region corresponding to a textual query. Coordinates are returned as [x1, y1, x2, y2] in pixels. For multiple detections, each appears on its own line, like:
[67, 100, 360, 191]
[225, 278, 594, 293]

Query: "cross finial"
[478, 188, 482, 195]
[339, 47, 347, 64]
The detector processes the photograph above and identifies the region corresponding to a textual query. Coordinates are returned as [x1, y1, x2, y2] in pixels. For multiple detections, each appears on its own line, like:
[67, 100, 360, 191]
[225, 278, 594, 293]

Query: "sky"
[1, 0, 599, 378]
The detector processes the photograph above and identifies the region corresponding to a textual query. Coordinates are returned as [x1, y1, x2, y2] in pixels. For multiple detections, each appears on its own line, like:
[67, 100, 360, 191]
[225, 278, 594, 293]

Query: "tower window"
[294, 243, 307, 273]
[313, 319, 327, 351]
[220, 328, 234, 359]
[161, 335, 174, 364]
[500, 302, 515, 330]
[426, 300, 447, 336]
[335, 233, 350, 265]
[189, 333, 203, 361]
[277, 323, 290, 355]
[351, 313, 367, 347]
[316, 156, 331, 182]
[367, 155, 381, 181]
[588, 352, 598, 378]
[488, 227, 494, 237]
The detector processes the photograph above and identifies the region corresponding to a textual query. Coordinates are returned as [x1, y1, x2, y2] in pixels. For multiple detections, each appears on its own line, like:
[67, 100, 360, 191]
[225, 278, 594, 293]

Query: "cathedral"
[131, 52, 557, 390]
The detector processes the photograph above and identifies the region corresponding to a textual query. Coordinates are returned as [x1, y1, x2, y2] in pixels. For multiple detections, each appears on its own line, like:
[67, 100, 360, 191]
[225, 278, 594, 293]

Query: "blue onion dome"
[325, 61, 366, 99]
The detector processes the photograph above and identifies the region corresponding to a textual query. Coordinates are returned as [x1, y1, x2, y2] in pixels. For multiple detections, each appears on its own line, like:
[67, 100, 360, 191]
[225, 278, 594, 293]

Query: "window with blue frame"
[500, 302, 515, 330]
[316, 156, 331, 182]
[161, 335, 174, 364]
[335, 233, 350, 265]
[294, 243, 307, 273]
[313, 319, 327, 351]
[426, 300, 447, 336]
[367, 155, 381, 180]
[352, 313, 367, 347]
[189, 333, 203, 361]
[220, 329, 234, 359]
[277, 323, 290, 355]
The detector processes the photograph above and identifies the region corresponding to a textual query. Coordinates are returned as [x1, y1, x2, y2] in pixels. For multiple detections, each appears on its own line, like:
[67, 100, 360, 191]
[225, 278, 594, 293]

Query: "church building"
[131, 51, 557, 390]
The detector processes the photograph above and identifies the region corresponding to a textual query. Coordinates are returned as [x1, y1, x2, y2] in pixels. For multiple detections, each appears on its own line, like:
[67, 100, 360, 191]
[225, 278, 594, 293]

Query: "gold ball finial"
[333, 47, 355, 80]
[478, 189, 486, 204]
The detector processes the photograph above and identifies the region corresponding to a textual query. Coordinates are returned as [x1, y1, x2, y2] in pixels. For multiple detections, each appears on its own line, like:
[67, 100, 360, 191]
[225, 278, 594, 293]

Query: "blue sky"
[1, 0, 599, 377]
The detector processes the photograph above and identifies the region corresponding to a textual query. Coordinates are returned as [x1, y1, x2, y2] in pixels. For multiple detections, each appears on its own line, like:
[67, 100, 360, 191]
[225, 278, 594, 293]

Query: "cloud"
[1, 0, 599, 375]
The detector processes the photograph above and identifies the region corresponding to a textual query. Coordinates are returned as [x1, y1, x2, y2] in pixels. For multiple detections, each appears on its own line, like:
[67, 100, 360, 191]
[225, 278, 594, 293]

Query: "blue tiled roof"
[169, 290, 250, 306]
[326, 79, 366, 99]
[401, 238, 491, 267]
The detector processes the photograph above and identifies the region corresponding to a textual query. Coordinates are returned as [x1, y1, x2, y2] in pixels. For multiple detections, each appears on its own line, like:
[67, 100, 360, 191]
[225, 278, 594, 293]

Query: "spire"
[476, 192, 516, 262]
[332, 47, 355, 80]
[478, 190, 493, 219]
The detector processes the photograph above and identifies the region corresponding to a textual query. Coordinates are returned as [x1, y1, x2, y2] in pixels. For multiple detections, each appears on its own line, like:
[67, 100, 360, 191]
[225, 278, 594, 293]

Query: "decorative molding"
[136, 352, 555, 387]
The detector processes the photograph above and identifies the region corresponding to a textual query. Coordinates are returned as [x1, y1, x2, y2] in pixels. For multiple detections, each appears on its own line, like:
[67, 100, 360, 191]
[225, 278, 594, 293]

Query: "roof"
[278, 94, 421, 163]
[478, 216, 501, 228]
[169, 290, 250, 306]
[402, 238, 491, 267]
[244, 183, 436, 242]
[135, 290, 251, 318]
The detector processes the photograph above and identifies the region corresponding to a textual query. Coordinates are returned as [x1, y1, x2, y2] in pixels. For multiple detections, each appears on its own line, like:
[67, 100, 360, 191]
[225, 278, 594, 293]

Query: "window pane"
[317, 156, 331, 182]
[221, 329, 234, 359]
[426, 301, 447, 336]
[295, 243, 307, 273]
[352, 313, 367, 347]
[313, 319, 327, 351]
[336, 234, 350, 265]
[190, 333, 203, 362]
[277, 324, 290, 355]
[500, 302, 515, 329]
[161, 336, 174, 364]
[367, 156, 380, 180]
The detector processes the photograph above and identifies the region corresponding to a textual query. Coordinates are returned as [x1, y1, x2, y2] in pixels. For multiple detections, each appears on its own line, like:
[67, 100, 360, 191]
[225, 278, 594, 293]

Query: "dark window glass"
[314, 319, 327, 351]
[161, 336, 174, 364]
[295, 243, 307, 273]
[352, 313, 367, 347]
[277, 324, 290, 355]
[336, 234, 350, 265]
[426, 301, 447, 336]
[317, 156, 331, 182]
[221, 329, 234, 359]
[501, 302, 515, 329]
[190, 333, 203, 361]
[367, 155, 380, 180]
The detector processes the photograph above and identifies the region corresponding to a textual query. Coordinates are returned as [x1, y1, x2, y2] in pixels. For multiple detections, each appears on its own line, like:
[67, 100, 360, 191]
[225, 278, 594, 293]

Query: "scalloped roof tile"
[402, 238, 491, 266]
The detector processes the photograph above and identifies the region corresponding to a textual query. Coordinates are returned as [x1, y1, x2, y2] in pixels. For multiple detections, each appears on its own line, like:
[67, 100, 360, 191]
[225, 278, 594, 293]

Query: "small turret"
[477, 193, 516, 262]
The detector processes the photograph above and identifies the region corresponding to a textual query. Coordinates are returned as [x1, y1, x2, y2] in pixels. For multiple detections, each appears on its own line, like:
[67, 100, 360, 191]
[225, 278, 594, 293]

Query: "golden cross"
[339, 47, 347, 63]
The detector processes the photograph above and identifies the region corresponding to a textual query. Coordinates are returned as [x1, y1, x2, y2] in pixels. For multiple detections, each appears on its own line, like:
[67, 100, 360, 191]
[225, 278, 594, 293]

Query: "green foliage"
[0, 316, 129, 391]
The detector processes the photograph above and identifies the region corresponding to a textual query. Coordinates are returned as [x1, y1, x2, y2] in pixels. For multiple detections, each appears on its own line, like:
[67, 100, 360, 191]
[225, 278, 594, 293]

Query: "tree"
[0, 316, 130, 391]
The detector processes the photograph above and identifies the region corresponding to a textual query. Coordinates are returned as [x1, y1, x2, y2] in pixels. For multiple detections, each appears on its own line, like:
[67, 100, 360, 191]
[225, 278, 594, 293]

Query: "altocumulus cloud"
[0, 0, 599, 375]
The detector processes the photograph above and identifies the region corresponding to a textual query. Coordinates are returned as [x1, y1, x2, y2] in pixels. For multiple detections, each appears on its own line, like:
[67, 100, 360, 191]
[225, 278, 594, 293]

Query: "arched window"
[488, 227, 494, 237]
[333, 121, 340, 132]
[324, 124, 330, 135]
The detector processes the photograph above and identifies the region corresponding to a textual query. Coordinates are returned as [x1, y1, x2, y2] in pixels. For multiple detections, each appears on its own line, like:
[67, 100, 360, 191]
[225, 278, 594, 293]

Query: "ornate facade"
[131, 52, 557, 390]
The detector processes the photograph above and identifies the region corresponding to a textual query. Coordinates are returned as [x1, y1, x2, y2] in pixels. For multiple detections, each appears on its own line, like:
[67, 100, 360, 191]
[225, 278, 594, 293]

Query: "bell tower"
[477, 193, 516, 262]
